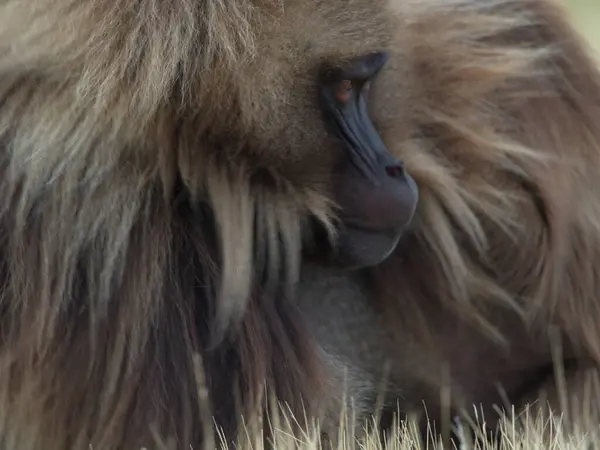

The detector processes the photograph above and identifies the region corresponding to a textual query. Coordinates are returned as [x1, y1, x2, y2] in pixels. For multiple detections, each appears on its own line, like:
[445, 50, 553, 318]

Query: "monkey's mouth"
[333, 224, 404, 269]
[304, 210, 413, 270]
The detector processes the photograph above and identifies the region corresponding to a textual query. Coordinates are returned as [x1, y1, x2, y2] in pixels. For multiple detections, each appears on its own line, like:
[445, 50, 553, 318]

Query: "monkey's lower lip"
[334, 224, 403, 269]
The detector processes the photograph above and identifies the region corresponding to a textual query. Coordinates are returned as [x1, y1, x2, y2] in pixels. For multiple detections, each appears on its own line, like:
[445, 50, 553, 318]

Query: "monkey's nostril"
[385, 164, 404, 178]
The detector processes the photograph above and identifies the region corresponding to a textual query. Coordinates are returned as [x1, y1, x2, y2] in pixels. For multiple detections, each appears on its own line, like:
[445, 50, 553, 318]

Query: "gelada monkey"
[1, 0, 600, 449]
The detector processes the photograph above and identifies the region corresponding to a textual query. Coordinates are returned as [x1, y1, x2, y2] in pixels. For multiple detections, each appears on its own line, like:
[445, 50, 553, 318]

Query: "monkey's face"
[230, 49, 419, 270]
[317, 51, 419, 269]
[176, 2, 418, 271]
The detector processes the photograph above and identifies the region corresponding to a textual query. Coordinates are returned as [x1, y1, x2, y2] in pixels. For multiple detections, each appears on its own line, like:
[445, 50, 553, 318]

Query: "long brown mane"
[375, 0, 600, 427]
[379, 0, 600, 346]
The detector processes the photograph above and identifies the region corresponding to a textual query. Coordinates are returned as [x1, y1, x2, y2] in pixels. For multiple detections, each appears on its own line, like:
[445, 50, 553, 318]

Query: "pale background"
[568, 0, 600, 52]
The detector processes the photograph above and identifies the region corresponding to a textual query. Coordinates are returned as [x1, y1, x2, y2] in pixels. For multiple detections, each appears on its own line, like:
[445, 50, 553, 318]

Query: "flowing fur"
[372, 0, 600, 435]
[0, 0, 600, 448]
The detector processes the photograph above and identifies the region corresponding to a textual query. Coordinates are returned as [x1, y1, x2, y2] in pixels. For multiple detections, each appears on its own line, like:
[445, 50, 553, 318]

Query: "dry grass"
[567, 0, 600, 56]
[206, 401, 600, 450]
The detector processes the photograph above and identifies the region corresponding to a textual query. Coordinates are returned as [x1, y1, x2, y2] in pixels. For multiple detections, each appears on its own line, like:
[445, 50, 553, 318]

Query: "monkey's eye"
[335, 80, 353, 103]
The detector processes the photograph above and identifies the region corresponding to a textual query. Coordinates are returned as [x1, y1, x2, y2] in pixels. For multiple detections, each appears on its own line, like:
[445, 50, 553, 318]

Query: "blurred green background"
[568, 0, 600, 55]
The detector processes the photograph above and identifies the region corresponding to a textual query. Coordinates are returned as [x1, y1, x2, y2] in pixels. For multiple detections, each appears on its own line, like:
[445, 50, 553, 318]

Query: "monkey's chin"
[332, 226, 402, 269]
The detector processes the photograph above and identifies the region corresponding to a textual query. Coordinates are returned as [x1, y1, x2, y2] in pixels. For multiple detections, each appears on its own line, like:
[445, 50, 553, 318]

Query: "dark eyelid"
[319, 51, 389, 84]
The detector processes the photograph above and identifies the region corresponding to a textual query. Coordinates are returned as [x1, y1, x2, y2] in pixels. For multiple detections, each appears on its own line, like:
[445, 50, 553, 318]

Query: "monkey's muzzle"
[319, 51, 419, 268]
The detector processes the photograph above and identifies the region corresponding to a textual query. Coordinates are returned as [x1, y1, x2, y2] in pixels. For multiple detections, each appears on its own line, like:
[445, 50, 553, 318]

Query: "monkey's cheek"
[333, 226, 403, 269]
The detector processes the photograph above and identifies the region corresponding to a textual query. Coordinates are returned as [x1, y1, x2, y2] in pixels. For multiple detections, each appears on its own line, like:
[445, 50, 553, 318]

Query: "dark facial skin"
[319, 52, 419, 269]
